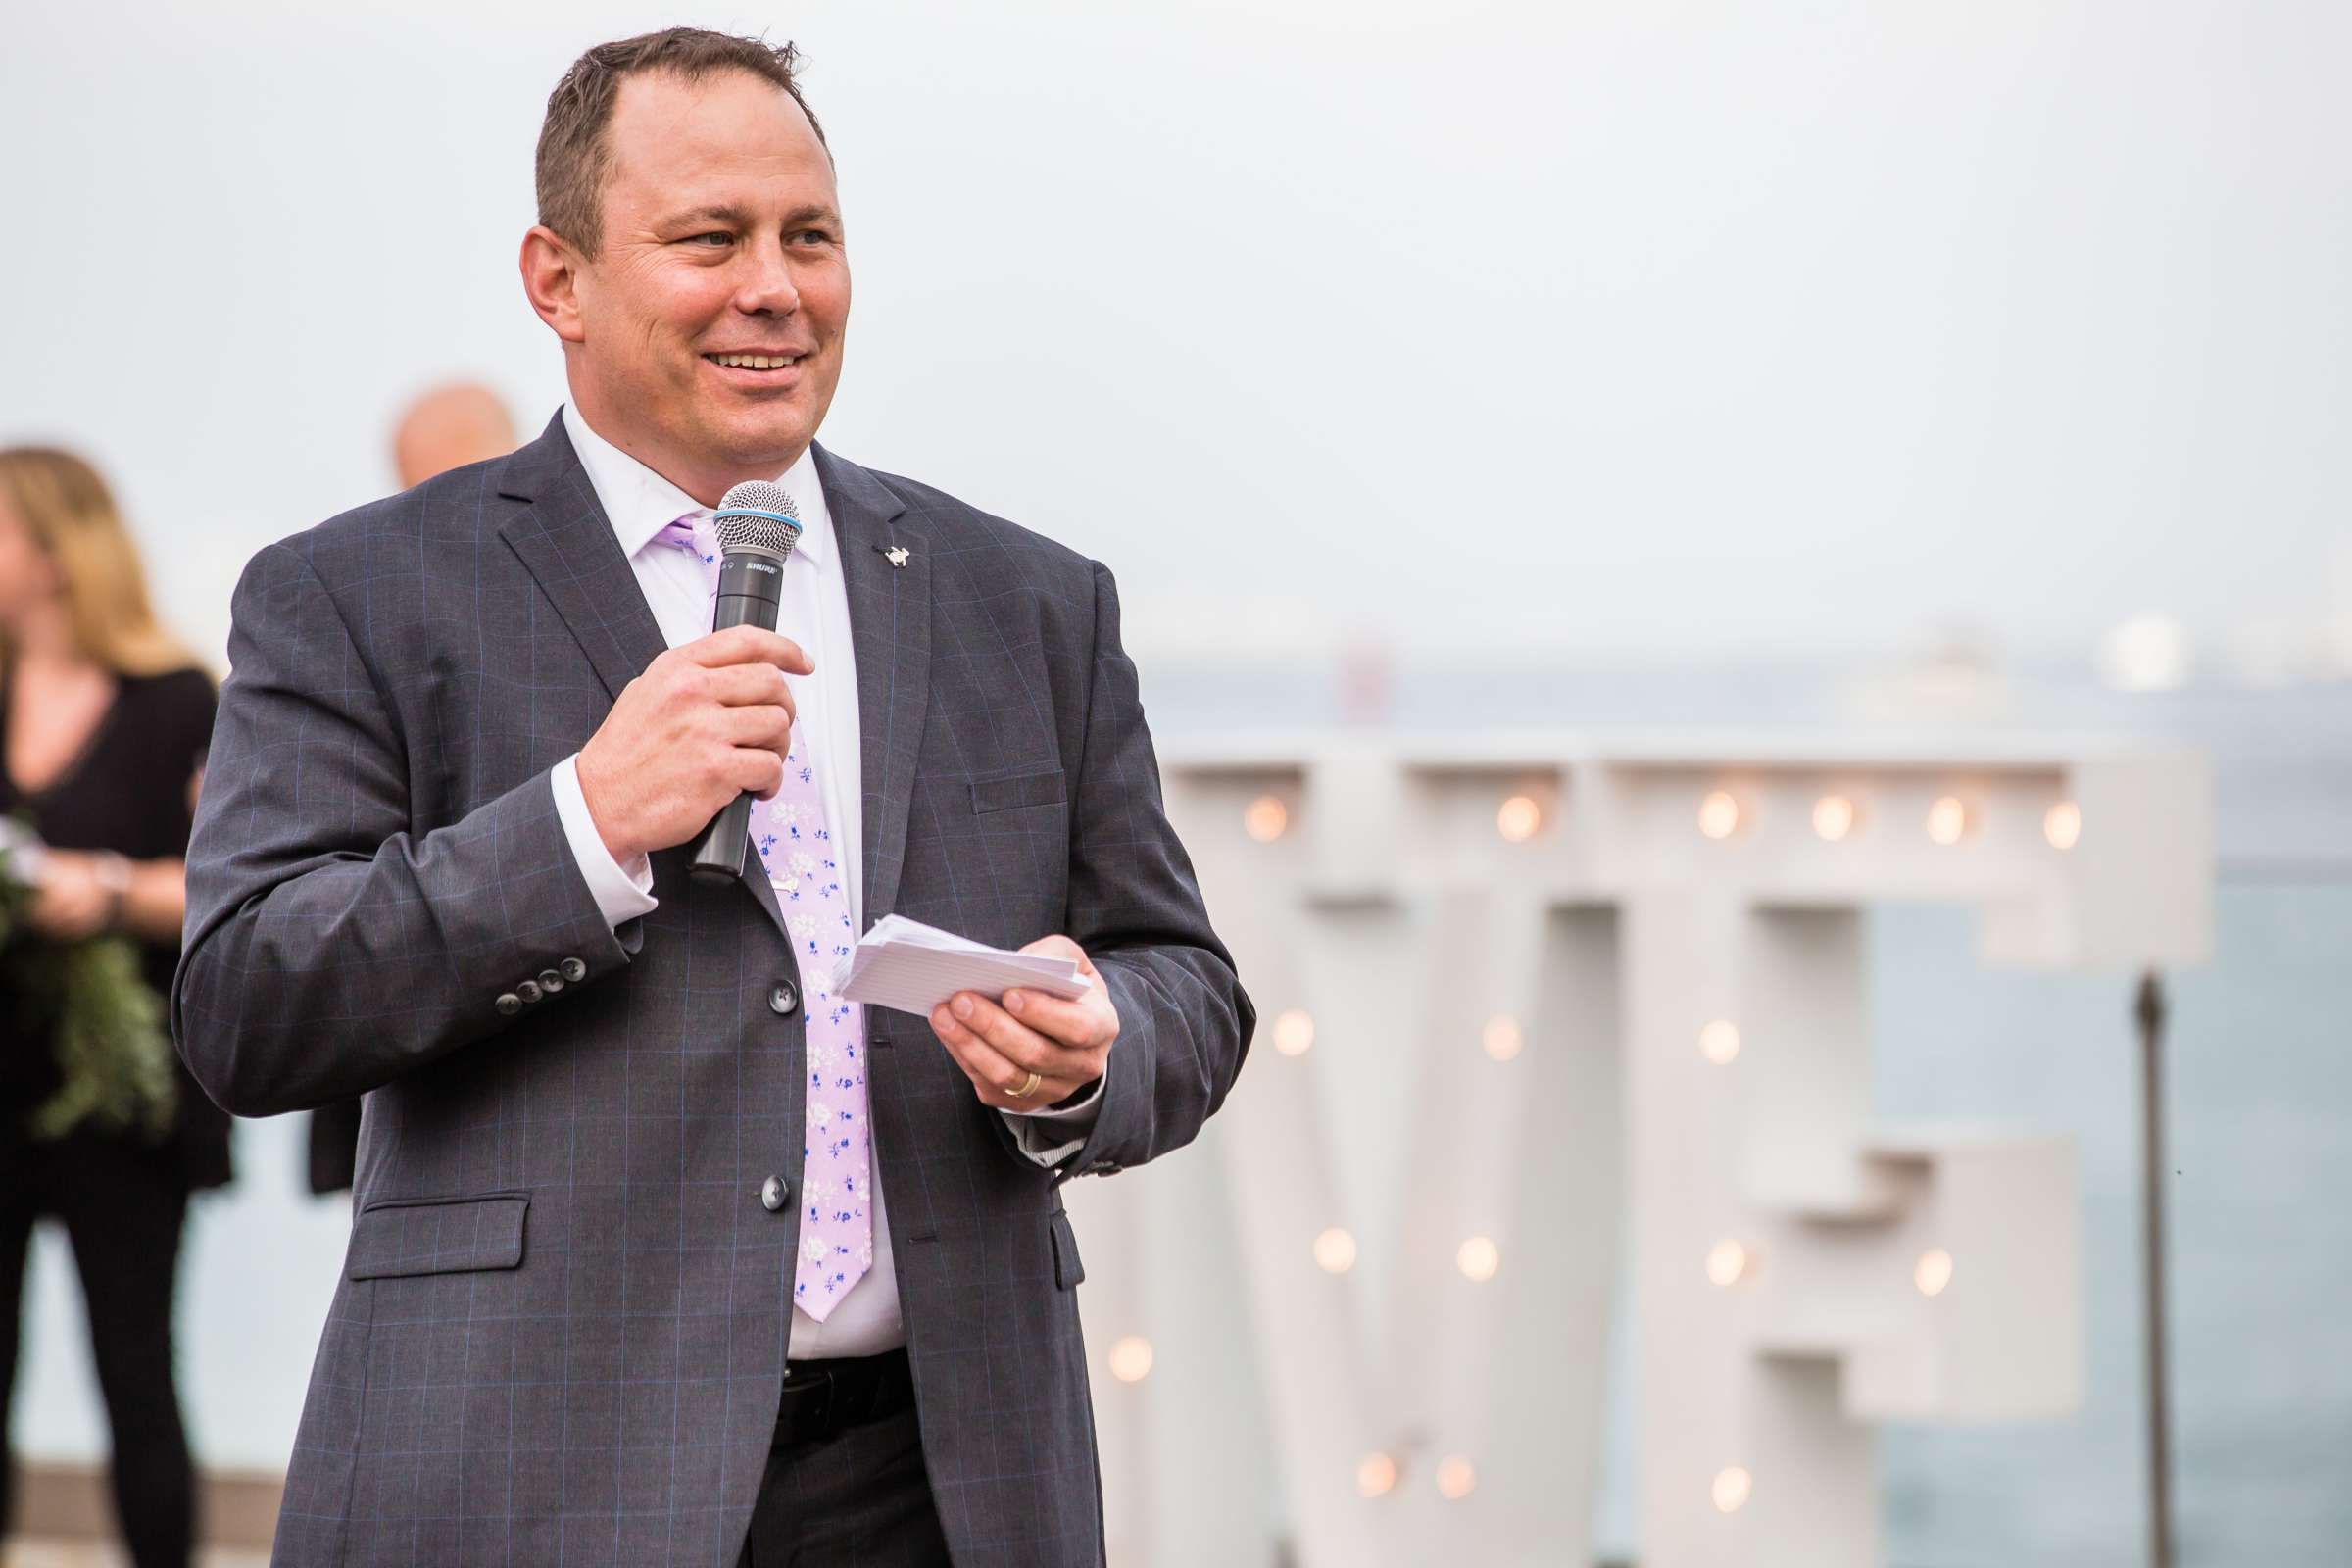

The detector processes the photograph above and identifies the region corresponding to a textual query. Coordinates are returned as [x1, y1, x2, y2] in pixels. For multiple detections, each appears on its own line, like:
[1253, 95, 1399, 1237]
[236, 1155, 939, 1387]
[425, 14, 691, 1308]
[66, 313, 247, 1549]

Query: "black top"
[0, 663, 231, 1190]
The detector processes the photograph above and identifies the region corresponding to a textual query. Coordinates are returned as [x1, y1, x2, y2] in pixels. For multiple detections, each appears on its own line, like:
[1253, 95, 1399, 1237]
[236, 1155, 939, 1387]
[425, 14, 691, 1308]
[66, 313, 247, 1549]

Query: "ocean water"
[1869, 880, 2352, 1566]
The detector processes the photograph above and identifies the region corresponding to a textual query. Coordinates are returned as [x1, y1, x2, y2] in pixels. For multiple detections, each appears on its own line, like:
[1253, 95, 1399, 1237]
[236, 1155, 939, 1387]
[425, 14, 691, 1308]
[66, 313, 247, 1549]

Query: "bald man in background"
[304, 382, 520, 1197]
[391, 381, 518, 486]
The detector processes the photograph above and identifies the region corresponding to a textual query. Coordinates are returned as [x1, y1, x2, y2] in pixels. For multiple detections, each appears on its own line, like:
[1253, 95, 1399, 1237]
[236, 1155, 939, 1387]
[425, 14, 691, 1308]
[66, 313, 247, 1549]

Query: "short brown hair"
[536, 28, 827, 257]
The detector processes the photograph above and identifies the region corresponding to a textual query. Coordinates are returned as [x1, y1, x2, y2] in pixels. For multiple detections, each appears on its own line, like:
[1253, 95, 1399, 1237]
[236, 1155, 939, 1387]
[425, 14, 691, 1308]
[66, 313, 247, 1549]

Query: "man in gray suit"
[174, 27, 1251, 1567]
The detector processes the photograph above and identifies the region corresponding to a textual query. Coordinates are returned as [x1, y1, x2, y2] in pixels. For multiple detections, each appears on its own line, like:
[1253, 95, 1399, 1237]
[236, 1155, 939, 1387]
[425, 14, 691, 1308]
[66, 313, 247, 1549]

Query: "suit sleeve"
[1045, 561, 1254, 1180]
[172, 540, 637, 1117]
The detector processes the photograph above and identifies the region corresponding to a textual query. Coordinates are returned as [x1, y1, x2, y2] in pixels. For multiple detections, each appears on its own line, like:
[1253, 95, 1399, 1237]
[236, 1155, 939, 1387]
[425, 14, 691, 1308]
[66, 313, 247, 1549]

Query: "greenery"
[0, 833, 177, 1142]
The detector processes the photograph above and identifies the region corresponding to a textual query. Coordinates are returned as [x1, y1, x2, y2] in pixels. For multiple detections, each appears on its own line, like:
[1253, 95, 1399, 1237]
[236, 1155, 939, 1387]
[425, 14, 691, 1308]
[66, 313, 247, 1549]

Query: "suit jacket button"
[538, 969, 564, 993]
[769, 982, 798, 1015]
[559, 957, 587, 983]
[516, 980, 543, 1004]
[760, 1175, 788, 1212]
[495, 993, 522, 1017]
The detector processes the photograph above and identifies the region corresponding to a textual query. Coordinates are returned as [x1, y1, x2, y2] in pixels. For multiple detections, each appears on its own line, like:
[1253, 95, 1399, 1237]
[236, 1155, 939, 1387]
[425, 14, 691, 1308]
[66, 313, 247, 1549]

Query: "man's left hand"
[930, 935, 1119, 1111]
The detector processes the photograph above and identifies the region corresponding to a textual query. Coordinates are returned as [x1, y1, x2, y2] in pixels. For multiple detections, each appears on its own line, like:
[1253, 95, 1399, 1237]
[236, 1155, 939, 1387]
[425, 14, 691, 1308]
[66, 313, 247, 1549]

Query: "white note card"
[830, 914, 1089, 1017]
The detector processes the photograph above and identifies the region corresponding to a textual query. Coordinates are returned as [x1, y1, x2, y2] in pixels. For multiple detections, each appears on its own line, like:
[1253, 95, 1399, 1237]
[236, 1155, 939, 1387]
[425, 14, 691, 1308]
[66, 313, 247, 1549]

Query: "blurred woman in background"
[0, 447, 226, 1568]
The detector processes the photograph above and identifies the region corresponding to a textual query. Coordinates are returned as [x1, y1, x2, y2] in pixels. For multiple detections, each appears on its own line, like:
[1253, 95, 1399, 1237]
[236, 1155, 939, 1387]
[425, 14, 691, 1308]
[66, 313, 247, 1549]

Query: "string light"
[1700, 1020, 1741, 1065]
[1496, 795, 1543, 843]
[1314, 1228, 1358, 1275]
[1712, 1466, 1752, 1514]
[1273, 1008, 1315, 1056]
[1356, 1452, 1398, 1498]
[1698, 791, 1742, 840]
[1244, 795, 1289, 842]
[1482, 1015, 1524, 1061]
[2098, 612, 2192, 692]
[2044, 801, 2082, 851]
[1457, 1236, 1500, 1282]
[1435, 1456, 1478, 1500]
[1926, 796, 1969, 846]
[1108, 1337, 1154, 1383]
[1915, 1249, 1955, 1298]
[1705, 1239, 1752, 1288]
[1812, 795, 1857, 842]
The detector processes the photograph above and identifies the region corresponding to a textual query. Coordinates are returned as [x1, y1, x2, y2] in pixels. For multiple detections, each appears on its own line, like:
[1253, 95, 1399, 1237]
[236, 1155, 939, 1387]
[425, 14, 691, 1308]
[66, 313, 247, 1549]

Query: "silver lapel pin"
[881, 545, 910, 568]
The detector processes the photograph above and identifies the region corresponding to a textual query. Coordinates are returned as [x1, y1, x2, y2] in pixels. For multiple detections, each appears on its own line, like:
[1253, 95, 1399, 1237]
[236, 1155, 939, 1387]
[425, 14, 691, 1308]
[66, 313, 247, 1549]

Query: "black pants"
[739, 1402, 953, 1568]
[0, 1130, 194, 1568]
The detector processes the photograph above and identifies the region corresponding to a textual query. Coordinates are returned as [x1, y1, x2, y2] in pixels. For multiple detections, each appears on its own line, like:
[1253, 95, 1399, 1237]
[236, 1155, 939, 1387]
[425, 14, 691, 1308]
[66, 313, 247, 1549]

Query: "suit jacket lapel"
[495, 414, 792, 944]
[813, 444, 927, 930]
[494, 414, 669, 704]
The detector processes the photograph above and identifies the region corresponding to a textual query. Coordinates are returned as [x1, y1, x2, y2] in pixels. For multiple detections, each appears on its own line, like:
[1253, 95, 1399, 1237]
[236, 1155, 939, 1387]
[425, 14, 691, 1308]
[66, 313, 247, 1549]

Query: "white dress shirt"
[545, 403, 1100, 1358]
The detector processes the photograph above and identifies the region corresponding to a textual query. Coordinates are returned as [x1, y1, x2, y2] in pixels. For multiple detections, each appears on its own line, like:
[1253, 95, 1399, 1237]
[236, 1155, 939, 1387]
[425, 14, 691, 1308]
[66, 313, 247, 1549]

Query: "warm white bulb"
[1812, 794, 1857, 842]
[1705, 1239, 1751, 1288]
[1356, 1452, 1398, 1498]
[1698, 791, 1742, 840]
[1699, 1019, 1741, 1065]
[1926, 796, 1969, 846]
[1456, 1236, 1500, 1283]
[1482, 1015, 1524, 1062]
[1274, 1008, 1315, 1056]
[1496, 794, 1543, 843]
[1314, 1227, 1358, 1275]
[1244, 795, 1289, 842]
[1711, 1466, 1752, 1514]
[1435, 1455, 1478, 1500]
[2044, 801, 2082, 851]
[2097, 612, 2193, 693]
[1108, 1336, 1154, 1383]
[1915, 1249, 1955, 1298]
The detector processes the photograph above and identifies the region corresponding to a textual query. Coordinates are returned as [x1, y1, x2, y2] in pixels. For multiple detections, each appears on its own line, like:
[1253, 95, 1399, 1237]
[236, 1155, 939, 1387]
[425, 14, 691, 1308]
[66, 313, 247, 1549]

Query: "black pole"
[2134, 969, 2176, 1568]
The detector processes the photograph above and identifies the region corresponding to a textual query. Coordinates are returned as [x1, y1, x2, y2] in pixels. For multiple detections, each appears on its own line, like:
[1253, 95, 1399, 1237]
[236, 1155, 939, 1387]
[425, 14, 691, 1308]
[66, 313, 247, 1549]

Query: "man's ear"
[519, 225, 588, 346]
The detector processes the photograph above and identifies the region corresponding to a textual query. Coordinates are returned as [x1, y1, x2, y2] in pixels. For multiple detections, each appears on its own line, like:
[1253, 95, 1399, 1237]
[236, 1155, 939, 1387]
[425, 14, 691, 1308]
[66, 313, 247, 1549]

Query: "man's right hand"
[575, 625, 813, 863]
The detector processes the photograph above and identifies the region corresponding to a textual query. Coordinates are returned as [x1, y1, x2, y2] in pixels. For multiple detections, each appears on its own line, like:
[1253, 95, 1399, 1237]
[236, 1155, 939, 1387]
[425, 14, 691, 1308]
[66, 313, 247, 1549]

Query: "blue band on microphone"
[714, 505, 803, 530]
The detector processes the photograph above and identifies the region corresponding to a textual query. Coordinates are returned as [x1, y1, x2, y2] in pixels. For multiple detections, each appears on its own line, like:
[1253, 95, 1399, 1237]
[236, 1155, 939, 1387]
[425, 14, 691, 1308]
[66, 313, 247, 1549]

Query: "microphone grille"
[713, 480, 804, 558]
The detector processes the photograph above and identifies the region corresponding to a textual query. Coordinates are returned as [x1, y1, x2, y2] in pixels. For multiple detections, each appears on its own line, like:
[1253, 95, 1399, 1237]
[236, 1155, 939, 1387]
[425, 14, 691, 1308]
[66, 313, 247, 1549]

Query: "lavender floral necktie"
[660, 510, 873, 1320]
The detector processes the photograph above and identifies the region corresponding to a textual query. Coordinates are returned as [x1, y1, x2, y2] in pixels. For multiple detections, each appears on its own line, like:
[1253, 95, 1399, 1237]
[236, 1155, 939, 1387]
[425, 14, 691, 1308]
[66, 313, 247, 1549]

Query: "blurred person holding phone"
[0, 447, 226, 1568]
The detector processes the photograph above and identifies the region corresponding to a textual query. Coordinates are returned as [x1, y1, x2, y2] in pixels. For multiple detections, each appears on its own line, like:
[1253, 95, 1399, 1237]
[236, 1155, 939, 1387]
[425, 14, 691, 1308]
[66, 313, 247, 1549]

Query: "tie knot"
[660, 510, 717, 564]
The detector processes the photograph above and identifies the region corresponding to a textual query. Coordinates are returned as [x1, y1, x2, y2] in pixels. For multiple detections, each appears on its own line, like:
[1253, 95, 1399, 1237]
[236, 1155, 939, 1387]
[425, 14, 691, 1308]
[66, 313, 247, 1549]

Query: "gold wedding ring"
[1010, 1070, 1045, 1100]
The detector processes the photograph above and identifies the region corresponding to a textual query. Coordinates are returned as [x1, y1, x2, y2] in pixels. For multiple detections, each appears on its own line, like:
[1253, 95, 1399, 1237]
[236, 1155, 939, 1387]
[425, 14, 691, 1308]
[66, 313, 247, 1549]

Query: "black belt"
[772, 1347, 916, 1449]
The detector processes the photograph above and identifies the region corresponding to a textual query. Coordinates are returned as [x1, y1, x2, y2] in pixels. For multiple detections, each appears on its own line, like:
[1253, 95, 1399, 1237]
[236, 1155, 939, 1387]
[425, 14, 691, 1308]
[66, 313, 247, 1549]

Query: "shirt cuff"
[999, 1076, 1105, 1167]
[551, 754, 659, 928]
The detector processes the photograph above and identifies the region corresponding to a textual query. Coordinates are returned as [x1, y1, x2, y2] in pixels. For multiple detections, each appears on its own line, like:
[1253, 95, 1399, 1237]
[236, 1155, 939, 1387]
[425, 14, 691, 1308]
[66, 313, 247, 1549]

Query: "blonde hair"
[0, 446, 203, 678]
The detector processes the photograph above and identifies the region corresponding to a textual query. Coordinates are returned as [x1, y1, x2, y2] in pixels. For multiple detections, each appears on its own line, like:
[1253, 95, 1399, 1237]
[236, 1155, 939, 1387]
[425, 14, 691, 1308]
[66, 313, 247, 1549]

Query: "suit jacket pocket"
[969, 766, 1066, 814]
[347, 1192, 530, 1281]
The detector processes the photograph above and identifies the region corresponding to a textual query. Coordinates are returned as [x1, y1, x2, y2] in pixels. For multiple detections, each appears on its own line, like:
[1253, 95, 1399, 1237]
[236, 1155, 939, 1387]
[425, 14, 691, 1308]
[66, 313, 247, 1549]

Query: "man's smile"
[704, 351, 805, 369]
[702, 349, 811, 389]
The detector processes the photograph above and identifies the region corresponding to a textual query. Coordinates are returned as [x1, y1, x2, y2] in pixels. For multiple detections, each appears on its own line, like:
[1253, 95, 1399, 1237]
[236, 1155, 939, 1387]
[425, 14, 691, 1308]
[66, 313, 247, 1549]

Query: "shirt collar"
[561, 402, 831, 568]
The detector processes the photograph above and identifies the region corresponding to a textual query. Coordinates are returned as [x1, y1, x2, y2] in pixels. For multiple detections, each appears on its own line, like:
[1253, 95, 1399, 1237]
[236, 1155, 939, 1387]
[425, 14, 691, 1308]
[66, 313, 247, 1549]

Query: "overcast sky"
[5, 0, 2347, 667]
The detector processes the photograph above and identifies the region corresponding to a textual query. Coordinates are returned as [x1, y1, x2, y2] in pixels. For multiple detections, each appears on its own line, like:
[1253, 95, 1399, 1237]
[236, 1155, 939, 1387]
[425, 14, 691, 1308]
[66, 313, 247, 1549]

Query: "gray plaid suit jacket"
[173, 414, 1253, 1567]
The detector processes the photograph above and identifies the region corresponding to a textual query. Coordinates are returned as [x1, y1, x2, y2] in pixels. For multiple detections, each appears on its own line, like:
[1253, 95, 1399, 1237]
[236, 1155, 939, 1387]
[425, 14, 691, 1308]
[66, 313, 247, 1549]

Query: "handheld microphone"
[689, 480, 804, 883]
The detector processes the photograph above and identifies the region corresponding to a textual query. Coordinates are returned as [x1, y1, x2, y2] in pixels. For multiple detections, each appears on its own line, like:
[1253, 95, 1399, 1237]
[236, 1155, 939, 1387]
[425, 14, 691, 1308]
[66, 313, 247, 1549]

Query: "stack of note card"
[830, 914, 1091, 1016]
